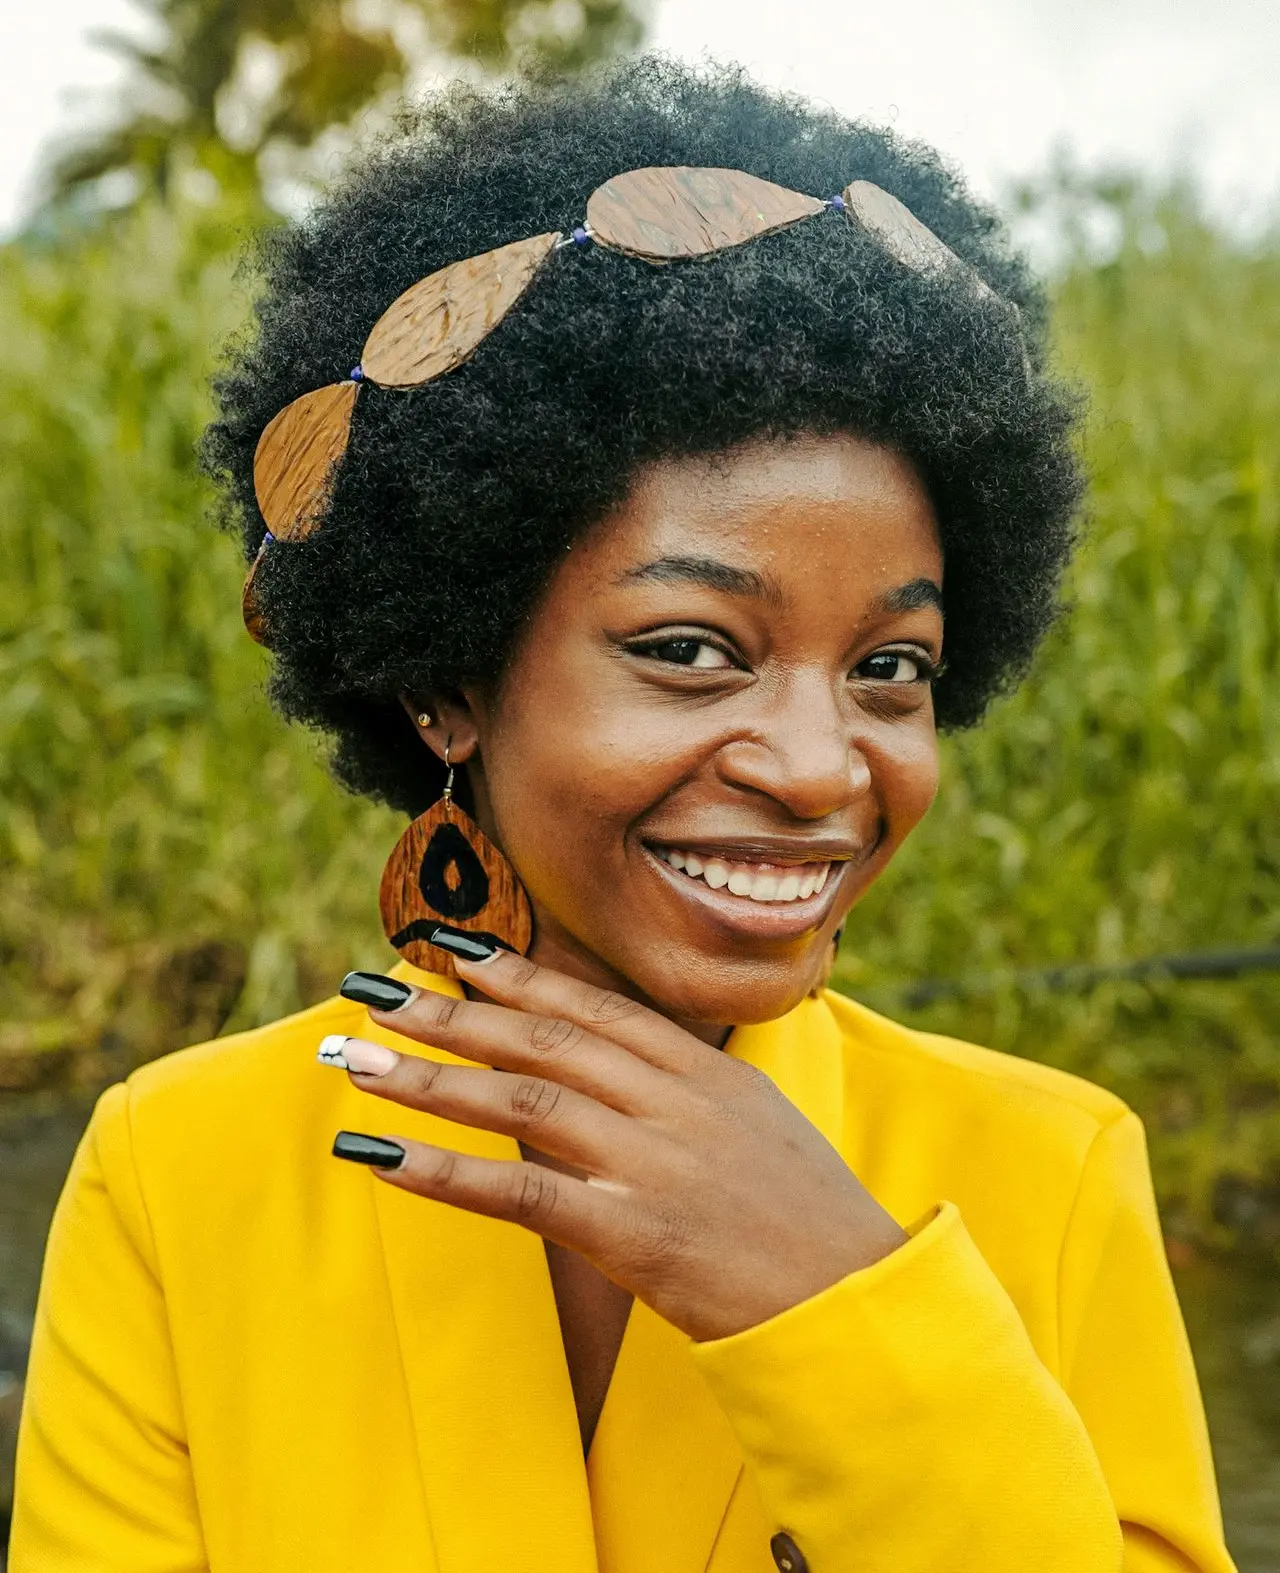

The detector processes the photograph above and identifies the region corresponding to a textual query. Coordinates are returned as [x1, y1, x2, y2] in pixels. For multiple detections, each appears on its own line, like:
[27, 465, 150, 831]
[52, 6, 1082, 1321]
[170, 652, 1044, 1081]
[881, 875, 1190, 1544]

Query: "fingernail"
[332, 1131, 406, 1169]
[427, 923, 511, 965]
[317, 1034, 351, 1068]
[318, 1036, 398, 1076]
[340, 972, 415, 1011]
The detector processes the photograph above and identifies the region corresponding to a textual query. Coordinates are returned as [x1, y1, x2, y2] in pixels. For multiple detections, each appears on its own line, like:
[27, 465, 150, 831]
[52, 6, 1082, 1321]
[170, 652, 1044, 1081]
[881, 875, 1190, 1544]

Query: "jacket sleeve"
[10, 1081, 208, 1573]
[688, 1114, 1236, 1573]
[1057, 1112, 1233, 1573]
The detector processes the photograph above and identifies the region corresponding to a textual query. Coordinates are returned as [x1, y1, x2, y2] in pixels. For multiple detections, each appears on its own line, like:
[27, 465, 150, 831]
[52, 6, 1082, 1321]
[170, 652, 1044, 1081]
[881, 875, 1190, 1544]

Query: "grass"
[1, 177, 1277, 1247]
[836, 179, 1280, 1244]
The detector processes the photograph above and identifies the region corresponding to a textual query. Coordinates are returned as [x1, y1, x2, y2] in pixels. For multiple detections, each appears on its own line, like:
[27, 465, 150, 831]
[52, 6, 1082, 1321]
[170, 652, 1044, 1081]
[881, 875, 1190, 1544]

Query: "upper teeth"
[656, 849, 833, 903]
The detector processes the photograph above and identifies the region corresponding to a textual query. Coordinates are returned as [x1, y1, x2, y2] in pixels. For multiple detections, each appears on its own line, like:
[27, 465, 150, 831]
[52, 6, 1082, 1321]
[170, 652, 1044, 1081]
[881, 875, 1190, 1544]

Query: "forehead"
[579, 433, 942, 592]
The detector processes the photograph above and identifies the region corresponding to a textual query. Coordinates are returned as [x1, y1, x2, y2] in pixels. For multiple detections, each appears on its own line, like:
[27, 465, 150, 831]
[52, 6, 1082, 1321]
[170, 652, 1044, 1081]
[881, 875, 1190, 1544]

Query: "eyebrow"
[876, 578, 944, 615]
[620, 555, 785, 608]
[622, 558, 943, 618]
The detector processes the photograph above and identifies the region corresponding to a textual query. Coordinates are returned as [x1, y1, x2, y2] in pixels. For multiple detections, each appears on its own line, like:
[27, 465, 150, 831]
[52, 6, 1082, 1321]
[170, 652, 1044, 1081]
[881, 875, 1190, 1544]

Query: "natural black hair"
[203, 55, 1082, 816]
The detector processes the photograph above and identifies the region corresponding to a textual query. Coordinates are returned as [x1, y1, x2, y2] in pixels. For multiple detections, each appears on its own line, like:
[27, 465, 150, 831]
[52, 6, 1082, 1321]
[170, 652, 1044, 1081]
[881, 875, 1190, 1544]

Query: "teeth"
[657, 850, 835, 904]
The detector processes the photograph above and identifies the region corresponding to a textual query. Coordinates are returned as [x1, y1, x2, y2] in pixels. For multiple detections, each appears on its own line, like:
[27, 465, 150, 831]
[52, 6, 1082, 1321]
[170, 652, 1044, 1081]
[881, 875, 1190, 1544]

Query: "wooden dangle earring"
[378, 734, 533, 980]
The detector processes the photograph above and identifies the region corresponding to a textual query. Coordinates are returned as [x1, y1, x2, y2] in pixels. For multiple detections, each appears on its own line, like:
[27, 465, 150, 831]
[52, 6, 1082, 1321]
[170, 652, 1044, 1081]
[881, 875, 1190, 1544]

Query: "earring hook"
[442, 735, 454, 814]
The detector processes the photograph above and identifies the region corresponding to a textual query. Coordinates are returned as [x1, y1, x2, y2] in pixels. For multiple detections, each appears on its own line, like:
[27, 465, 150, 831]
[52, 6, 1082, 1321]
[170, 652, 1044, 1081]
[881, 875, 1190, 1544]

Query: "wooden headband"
[244, 169, 995, 644]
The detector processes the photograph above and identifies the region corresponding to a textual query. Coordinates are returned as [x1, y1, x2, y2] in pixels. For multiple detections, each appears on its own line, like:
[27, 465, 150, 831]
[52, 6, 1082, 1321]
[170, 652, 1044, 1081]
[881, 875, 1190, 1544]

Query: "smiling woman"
[10, 56, 1237, 1573]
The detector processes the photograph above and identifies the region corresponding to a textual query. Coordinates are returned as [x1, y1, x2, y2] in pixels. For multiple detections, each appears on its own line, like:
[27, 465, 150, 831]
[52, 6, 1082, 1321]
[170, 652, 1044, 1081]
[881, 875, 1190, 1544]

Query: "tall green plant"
[1, 177, 1277, 1244]
[0, 198, 401, 1073]
[837, 182, 1280, 1243]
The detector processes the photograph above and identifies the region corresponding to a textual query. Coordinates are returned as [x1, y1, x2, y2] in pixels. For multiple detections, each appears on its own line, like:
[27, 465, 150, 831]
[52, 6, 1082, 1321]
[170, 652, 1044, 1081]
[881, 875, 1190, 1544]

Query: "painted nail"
[317, 1034, 351, 1068]
[427, 923, 510, 964]
[332, 1131, 406, 1169]
[340, 972, 415, 1011]
[338, 1037, 399, 1077]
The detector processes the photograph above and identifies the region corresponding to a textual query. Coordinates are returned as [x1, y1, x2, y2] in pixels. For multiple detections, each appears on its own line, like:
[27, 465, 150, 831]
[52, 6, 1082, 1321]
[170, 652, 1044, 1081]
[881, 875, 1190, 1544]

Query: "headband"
[243, 167, 1002, 646]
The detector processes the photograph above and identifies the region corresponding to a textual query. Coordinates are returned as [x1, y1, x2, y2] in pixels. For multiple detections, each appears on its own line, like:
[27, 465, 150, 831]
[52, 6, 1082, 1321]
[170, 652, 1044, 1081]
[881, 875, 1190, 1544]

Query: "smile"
[653, 848, 833, 904]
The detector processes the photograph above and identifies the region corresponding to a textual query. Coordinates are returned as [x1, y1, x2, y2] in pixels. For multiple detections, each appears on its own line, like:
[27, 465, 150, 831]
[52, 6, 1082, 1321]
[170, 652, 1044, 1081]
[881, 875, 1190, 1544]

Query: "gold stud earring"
[416, 712, 432, 728]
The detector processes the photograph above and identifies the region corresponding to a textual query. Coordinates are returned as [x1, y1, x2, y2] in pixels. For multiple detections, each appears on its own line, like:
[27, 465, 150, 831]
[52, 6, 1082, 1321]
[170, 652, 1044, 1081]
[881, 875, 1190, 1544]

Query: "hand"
[330, 951, 907, 1342]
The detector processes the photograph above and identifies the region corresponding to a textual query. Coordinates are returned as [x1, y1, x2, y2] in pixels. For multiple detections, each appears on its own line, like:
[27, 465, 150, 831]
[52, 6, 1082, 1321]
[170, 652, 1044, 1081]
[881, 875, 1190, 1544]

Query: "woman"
[12, 58, 1235, 1573]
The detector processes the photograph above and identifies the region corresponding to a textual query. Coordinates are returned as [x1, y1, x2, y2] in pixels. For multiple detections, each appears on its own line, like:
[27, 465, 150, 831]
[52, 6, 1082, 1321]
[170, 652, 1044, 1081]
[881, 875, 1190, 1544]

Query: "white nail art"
[317, 1035, 351, 1069]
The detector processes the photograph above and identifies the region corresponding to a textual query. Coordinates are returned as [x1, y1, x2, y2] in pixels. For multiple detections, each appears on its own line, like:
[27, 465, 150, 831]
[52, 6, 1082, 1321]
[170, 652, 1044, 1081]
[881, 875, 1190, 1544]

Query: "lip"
[642, 834, 866, 866]
[640, 843, 854, 941]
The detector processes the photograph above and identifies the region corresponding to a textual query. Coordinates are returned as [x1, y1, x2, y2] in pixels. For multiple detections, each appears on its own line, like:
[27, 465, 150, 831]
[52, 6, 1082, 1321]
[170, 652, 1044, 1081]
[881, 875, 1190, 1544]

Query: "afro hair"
[203, 55, 1083, 816]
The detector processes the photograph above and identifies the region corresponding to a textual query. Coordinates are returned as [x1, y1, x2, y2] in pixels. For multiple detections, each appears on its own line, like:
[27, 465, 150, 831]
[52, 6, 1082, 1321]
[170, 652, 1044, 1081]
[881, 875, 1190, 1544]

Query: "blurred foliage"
[0, 172, 1278, 1250]
[48, 0, 646, 209]
[0, 196, 403, 1079]
[838, 176, 1280, 1251]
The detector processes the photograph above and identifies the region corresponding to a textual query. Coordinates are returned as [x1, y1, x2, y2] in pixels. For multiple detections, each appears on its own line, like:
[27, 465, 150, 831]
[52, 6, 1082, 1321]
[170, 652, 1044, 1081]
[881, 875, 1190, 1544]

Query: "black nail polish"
[426, 923, 514, 964]
[332, 1131, 406, 1169]
[339, 971, 414, 1011]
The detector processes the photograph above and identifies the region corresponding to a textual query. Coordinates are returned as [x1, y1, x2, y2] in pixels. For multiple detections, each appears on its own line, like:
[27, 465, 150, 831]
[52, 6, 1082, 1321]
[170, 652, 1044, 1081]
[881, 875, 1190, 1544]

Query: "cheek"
[480, 671, 684, 897]
[870, 717, 940, 844]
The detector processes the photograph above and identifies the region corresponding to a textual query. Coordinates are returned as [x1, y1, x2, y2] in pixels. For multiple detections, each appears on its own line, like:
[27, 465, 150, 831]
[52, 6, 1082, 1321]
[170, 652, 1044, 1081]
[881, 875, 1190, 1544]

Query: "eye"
[855, 649, 935, 684]
[632, 636, 737, 669]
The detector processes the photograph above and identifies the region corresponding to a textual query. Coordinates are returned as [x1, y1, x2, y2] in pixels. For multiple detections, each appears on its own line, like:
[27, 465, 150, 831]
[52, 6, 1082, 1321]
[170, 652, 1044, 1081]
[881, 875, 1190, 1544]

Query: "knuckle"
[527, 1015, 583, 1059]
[509, 1075, 563, 1125]
[633, 1204, 694, 1270]
[429, 1147, 458, 1188]
[410, 1058, 445, 1098]
[508, 957, 541, 989]
[426, 995, 462, 1031]
[511, 1163, 555, 1222]
[585, 990, 643, 1028]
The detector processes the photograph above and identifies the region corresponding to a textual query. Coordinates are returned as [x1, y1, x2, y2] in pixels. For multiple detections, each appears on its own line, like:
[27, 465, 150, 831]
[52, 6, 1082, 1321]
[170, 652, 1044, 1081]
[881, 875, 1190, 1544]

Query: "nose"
[713, 670, 872, 820]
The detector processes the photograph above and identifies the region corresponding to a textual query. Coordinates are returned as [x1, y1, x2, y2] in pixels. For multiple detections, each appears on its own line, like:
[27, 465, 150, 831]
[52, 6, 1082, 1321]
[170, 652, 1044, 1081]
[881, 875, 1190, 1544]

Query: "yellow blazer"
[13, 964, 1235, 1573]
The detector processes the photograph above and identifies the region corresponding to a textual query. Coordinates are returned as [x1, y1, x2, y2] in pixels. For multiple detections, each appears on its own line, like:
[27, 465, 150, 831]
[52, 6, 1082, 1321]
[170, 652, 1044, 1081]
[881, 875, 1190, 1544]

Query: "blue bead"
[829, 193, 846, 211]
[571, 226, 590, 246]
[263, 531, 275, 547]
[350, 365, 365, 381]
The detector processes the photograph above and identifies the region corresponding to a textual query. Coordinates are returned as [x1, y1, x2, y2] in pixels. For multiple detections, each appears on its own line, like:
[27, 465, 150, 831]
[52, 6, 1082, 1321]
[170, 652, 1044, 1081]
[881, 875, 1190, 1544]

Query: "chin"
[625, 946, 832, 1028]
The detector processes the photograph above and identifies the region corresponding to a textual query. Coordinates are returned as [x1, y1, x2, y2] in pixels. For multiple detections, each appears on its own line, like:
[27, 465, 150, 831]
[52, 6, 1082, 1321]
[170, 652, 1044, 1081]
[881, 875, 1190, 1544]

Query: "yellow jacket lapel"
[584, 993, 848, 1573]
[370, 966, 599, 1573]
[587, 1295, 744, 1573]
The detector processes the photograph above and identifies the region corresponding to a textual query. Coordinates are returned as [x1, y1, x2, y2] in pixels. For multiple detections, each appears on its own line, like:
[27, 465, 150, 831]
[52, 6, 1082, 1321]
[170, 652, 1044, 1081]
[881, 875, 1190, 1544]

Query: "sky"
[1, 0, 1278, 236]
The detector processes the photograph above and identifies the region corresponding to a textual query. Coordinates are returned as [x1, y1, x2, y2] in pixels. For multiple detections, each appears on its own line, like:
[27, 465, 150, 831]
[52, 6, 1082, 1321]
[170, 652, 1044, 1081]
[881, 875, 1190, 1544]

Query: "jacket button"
[770, 1531, 808, 1573]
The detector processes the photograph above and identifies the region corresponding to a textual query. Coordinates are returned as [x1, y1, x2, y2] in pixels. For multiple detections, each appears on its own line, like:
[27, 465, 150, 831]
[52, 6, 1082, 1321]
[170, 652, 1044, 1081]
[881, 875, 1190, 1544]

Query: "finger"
[449, 949, 705, 1073]
[356, 986, 670, 1114]
[341, 1130, 634, 1257]
[328, 1038, 644, 1173]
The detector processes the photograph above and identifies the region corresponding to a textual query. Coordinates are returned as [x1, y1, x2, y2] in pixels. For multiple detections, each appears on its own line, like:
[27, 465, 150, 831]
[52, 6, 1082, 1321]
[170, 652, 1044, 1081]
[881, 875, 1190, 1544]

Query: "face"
[440, 434, 943, 1033]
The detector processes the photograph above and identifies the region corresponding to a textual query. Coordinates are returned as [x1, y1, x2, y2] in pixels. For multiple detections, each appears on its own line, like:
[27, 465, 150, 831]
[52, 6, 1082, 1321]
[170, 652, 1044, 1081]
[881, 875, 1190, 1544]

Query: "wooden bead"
[841, 180, 977, 282]
[241, 545, 270, 646]
[361, 233, 562, 389]
[379, 797, 533, 980]
[586, 167, 825, 260]
[252, 380, 360, 541]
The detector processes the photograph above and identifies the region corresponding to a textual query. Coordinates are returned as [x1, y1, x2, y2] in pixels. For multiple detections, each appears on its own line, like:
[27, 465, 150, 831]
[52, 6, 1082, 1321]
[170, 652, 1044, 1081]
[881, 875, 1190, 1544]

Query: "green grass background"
[1, 179, 1277, 1249]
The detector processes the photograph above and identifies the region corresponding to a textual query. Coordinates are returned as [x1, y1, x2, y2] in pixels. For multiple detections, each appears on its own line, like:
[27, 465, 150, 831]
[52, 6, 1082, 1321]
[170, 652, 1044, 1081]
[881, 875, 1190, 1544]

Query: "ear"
[398, 691, 481, 765]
